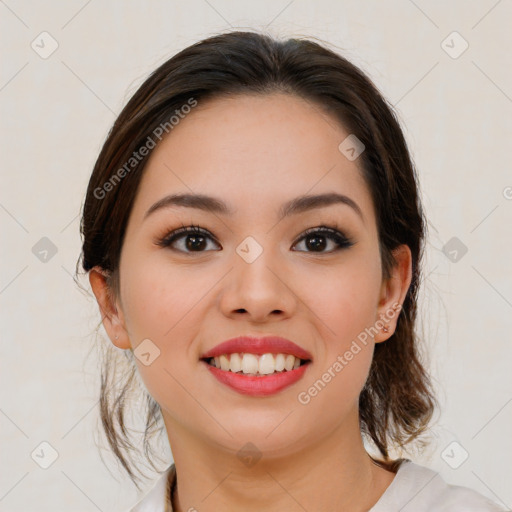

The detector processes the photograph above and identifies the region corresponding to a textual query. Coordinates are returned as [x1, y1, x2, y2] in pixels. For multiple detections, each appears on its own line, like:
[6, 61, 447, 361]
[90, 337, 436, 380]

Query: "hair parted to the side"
[77, 30, 436, 490]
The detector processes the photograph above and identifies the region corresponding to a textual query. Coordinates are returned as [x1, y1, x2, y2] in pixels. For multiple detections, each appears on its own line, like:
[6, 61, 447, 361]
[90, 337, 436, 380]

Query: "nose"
[219, 242, 297, 324]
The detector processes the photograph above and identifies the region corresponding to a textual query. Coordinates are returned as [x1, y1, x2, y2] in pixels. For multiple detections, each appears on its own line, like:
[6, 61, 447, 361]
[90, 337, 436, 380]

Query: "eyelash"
[155, 223, 355, 254]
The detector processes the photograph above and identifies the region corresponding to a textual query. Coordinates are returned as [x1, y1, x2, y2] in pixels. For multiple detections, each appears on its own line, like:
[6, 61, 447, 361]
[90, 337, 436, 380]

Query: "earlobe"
[88, 267, 131, 350]
[374, 245, 412, 343]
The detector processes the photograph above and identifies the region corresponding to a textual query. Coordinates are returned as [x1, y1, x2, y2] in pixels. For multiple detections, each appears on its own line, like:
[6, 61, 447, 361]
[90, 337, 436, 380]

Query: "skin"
[90, 92, 412, 511]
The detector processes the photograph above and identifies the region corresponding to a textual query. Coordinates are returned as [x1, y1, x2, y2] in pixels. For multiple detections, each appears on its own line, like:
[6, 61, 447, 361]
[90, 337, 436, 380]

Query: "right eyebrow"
[144, 193, 234, 220]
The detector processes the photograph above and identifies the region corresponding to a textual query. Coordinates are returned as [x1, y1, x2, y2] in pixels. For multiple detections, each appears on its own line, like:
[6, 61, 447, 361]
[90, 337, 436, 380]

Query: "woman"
[78, 31, 506, 511]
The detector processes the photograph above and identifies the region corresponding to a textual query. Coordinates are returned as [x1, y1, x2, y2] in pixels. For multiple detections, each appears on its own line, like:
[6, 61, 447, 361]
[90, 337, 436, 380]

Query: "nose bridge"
[220, 234, 295, 320]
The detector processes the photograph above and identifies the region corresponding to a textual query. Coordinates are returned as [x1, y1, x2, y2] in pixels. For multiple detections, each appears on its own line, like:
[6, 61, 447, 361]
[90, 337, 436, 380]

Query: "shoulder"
[128, 464, 175, 512]
[371, 460, 508, 512]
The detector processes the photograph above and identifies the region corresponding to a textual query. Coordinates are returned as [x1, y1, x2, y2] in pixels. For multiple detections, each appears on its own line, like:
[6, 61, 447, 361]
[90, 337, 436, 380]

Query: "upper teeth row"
[210, 353, 302, 374]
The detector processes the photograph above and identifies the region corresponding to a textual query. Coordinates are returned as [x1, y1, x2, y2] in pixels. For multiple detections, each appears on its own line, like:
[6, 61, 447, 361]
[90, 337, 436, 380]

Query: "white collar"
[129, 460, 505, 511]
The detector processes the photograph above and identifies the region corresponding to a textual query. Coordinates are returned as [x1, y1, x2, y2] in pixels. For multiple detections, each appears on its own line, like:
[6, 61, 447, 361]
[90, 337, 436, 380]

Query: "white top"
[129, 459, 508, 511]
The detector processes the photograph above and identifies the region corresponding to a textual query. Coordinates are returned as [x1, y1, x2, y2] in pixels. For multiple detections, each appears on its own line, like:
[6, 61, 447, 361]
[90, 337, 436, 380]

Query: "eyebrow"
[144, 192, 364, 222]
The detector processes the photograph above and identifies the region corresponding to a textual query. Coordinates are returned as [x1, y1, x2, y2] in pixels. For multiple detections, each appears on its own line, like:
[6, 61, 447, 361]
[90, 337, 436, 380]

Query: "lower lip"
[202, 360, 311, 396]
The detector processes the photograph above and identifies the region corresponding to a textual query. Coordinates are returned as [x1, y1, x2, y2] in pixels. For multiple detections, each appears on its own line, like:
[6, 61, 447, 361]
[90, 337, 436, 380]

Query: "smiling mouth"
[201, 352, 311, 376]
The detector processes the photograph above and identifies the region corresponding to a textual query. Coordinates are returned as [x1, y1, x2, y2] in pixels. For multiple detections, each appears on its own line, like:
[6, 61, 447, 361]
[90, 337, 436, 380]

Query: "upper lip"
[200, 335, 313, 361]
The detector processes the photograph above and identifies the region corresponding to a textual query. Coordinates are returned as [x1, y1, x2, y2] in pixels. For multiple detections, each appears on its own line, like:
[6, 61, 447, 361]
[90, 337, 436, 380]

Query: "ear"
[374, 244, 412, 343]
[88, 267, 131, 350]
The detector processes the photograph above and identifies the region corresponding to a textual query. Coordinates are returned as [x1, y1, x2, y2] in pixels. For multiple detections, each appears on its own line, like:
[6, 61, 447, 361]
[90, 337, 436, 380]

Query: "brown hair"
[77, 30, 436, 489]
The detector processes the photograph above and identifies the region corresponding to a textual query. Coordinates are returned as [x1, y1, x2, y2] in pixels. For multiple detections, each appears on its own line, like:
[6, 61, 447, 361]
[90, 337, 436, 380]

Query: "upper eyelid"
[159, 224, 347, 239]
[156, 225, 218, 247]
[157, 224, 353, 249]
[293, 225, 343, 238]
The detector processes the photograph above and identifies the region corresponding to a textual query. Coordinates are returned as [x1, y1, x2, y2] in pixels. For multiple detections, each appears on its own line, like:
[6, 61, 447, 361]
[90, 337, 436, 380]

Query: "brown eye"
[292, 227, 354, 253]
[157, 226, 220, 253]
[156, 224, 354, 255]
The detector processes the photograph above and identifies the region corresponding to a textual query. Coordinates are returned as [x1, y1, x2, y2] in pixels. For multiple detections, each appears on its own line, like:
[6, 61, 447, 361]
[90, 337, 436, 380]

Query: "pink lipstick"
[200, 335, 312, 396]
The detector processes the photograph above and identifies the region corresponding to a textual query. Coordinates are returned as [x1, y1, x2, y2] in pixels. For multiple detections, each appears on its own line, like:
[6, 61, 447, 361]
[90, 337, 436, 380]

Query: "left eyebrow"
[278, 192, 364, 223]
[143, 192, 364, 222]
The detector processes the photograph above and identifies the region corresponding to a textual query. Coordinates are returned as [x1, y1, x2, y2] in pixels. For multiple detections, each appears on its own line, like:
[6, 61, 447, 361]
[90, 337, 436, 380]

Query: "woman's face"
[98, 93, 408, 459]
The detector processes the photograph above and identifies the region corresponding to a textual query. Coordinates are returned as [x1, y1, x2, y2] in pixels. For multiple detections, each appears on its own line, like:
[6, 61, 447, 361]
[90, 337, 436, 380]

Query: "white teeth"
[275, 353, 285, 371]
[230, 353, 242, 372]
[241, 353, 259, 374]
[284, 354, 295, 371]
[219, 354, 230, 371]
[208, 352, 307, 375]
[258, 353, 275, 375]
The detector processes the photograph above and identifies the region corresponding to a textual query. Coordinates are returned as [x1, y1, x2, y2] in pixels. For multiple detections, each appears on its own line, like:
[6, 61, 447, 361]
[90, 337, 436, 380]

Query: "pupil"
[186, 235, 206, 251]
[307, 235, 326, 251]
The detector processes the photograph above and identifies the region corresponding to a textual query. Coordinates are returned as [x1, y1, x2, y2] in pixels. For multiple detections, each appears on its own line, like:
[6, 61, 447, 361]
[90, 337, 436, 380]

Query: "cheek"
[297, 258, 382, 342]
[121, 256, 205, 341]
[297, 343, 374, 432]
[298, 269, 378, 413]
[119, 262, 208, 408]
[294, 256, 380, 405]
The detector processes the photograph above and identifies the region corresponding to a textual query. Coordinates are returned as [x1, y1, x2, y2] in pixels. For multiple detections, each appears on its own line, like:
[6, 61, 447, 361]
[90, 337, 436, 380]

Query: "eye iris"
[186, 234, 207, 251]
[306, 234, 327, 251]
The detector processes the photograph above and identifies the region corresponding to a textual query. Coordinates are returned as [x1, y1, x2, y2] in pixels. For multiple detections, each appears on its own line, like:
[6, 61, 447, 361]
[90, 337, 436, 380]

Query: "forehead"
[130, 93, 375, 225]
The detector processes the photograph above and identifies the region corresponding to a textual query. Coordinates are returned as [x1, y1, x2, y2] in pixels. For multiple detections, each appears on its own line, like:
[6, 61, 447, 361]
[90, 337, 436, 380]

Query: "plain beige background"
[1, 1, 511, 510]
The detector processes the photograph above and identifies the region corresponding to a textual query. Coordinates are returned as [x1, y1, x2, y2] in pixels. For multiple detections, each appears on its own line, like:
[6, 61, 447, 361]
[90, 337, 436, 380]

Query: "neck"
[163, 412, 397, 512]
